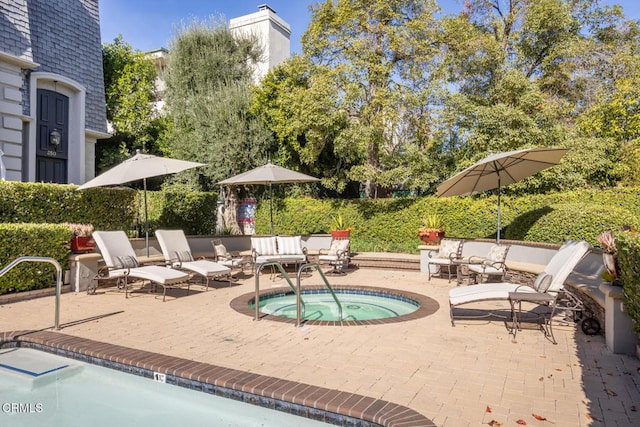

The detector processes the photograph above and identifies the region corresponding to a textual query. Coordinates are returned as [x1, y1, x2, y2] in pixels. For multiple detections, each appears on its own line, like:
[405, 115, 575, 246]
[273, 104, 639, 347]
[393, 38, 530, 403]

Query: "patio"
[1, 267, 639, 426]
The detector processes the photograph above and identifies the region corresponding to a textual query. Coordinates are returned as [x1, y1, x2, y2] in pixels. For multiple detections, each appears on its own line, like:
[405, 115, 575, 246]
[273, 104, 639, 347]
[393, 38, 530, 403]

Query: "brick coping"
[1, 330, 435, 427]
[231, 285, 440, 326]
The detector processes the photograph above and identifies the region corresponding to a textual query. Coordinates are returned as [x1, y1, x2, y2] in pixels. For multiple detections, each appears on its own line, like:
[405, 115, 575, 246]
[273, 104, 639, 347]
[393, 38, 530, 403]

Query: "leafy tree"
[299, 0, 442, 198]
[101, 36, 164, 173]
[162, 17, 273, 192]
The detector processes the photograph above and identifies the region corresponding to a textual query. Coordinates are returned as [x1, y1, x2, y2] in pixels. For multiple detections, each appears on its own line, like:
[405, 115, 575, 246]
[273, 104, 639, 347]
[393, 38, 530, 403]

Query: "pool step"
[0, 348, 83, 390]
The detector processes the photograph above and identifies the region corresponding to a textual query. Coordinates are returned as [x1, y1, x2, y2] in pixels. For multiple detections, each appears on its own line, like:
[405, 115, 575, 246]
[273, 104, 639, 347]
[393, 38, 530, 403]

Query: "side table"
[451, 257, 484, 286]
[508, 292, 556, 344]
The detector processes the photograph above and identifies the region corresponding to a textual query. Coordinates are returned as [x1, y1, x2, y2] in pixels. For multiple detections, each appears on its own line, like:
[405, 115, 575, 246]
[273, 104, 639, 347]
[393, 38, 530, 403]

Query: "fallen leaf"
[631, 405, 637, 412]
[487, 420, 503, 426]
[516, 420, 527, 425]
[604, 388, 618, 396]
[486, 405, 492, 413]
[539, 377, 544, 381]
[532, 413, 547, 421]
[554, 368, 562, 371]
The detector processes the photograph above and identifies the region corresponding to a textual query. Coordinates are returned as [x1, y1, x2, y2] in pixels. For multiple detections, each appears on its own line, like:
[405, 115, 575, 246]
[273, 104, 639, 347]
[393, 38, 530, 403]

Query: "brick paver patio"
[2, 268, 639, 426]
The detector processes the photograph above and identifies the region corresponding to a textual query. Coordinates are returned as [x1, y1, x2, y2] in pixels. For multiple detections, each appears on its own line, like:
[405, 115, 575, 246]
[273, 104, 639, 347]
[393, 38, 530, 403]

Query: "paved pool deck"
[1, 268, 639, 426]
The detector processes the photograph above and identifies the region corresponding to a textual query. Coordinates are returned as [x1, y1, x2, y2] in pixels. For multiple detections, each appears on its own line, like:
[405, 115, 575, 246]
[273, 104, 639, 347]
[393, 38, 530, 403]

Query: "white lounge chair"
[92, 230, 190, 301]
[449, 240, 590, 325]
[155, 229, 232, 289]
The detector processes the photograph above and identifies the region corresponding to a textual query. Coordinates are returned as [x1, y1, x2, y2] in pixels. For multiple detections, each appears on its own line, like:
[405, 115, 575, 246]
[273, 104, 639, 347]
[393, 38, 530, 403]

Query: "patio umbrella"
[436, 147, 569, 243]
[77, 150, 205, 255]
[218, 161, 320, 234]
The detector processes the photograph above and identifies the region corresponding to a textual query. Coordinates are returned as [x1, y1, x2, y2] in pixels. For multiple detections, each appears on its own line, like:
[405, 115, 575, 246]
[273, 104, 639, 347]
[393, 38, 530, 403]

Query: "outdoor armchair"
[426, 238, 464, 283]
[466, 243, 510, 283]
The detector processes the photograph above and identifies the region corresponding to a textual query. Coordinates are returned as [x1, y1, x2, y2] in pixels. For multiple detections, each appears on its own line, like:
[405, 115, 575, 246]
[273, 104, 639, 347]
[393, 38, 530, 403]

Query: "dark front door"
[36, 89, 68, 183]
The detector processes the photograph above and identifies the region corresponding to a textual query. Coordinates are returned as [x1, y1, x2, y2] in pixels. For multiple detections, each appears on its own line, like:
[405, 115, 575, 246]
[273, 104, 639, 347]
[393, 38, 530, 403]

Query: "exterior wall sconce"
[49, 129, 61, 147]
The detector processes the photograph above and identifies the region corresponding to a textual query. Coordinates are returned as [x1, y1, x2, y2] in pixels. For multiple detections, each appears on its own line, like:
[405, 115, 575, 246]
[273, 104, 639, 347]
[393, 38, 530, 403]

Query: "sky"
[99, 1, 640, 54]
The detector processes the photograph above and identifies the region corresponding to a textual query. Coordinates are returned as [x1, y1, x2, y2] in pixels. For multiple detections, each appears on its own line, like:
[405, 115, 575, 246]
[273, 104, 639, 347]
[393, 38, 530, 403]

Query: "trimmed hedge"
[616, 232, 640, 336]
[0, 223, 70, 294]
[254, 188, 640, 252]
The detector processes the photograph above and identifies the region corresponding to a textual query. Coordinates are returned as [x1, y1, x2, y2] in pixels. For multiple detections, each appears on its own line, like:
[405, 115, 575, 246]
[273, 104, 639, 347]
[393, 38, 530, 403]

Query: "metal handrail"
[296, 263, 342, 327]
[0, 256, 63, 330]
[254, 261, 305, 321]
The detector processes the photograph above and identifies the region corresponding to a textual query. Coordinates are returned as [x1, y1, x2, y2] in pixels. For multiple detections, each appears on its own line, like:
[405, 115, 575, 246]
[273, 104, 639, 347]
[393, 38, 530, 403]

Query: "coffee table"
[508, 292, 556, 344]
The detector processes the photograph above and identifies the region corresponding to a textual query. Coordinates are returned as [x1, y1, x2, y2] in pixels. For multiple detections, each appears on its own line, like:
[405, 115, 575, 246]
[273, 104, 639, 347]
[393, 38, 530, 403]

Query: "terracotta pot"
[419, 230, 445, 245]
[331, 230, 350, 239]
[70, 236, 96, 253]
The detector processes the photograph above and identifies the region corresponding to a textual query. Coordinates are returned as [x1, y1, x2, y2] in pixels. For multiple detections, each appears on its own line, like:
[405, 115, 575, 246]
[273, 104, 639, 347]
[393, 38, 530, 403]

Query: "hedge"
[616, 232, 640, 336]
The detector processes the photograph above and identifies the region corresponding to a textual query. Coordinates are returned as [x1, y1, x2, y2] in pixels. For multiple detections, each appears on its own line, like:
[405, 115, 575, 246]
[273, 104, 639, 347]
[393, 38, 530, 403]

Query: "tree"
[101, 36, 164, 173]
[162, 17, 273, 192]
[300, 0, 442, 198]
[438, 0, 637, 192]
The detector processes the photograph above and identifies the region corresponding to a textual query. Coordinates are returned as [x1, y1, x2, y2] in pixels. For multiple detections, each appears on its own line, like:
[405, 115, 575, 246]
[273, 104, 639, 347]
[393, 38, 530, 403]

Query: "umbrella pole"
[497, 176, 501, 244]
[144, 178, 149, 257]
[269, 183, 274, 235]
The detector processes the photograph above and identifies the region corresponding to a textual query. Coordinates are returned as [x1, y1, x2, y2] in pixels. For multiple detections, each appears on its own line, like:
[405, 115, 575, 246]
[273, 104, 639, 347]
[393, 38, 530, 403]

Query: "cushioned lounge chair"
[449, 240, 590, 325]
[92, 230, 190, 301]
[155, 229, 232, 289]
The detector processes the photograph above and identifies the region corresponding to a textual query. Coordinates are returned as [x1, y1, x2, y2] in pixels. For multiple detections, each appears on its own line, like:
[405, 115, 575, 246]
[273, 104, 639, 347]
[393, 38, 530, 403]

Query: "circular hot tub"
[230, 286, 439, 326]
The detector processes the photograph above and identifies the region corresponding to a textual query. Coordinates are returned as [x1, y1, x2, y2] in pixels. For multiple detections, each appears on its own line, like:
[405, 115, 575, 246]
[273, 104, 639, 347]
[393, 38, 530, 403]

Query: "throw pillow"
[276, 236, 303, 255]
[533, 272, 553, 293]
[328, 239, 349, 256]
[438, 239, 461, 258]
[115, 255, 139, 269]
[173, 250, 194, 263]
[487, 244, 509, 262]
[251, 236, 277, 256]
[212, 240, 231, 261]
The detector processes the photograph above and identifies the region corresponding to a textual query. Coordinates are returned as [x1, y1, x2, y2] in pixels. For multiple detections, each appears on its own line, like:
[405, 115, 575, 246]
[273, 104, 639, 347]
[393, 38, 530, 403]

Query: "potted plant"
[65, 223, 96, 253]
[331, 214, 353, 238]
[598, 230, 620, 284]
[418, 214, 445, 244]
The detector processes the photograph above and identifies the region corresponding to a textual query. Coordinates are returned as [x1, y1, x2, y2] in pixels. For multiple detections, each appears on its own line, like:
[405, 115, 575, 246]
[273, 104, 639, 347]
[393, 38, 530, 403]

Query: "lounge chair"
[426, 238, 464, 282]
[318, 237, 350, 275]
[155, 229, 232, 289]
[92, 230, 190, 301]
[466, 243, 510, 283]
[449, 240, 590, 325]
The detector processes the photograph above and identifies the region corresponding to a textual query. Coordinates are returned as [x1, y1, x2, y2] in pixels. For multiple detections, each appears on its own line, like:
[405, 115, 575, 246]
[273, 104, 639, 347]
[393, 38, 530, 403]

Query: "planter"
[331, 230, 350, 239]
[419, 230, 445, 245]
[602, 252, 620, 280]
[70, 236, 96, 253]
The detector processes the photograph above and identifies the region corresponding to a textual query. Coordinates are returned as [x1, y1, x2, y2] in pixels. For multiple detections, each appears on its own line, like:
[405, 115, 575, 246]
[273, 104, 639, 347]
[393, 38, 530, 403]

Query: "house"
[0, 0, 109, 184]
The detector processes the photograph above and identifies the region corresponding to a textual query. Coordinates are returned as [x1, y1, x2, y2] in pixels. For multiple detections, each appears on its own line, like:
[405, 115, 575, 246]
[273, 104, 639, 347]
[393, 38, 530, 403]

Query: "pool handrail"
[254, 261, 305, 321]
[0, 256, 63, 330]
[296, 263, 342, 327]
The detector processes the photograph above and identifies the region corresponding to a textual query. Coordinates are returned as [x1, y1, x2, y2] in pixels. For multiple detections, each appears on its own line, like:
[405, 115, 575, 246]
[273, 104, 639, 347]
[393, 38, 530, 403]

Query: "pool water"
[0, 348, 330, 427]
[254, 289, 419, 321]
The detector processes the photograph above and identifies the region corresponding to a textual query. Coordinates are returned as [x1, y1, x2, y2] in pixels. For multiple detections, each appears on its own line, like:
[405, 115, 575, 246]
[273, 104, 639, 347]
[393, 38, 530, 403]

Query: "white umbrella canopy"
[218, 161, 320, 234]
[77, 150, 205, 255]
[436, 147, 570, 242]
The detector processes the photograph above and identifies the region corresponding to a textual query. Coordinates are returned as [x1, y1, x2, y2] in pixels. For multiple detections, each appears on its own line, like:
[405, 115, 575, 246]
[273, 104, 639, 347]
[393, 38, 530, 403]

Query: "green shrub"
[617, 232, 640, 336]
[0, 223, 70, 294]
[505, 204, 638, 246]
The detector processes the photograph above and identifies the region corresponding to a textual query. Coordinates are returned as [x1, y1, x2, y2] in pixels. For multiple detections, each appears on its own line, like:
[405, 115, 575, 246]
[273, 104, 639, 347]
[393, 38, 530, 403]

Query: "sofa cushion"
[277, 235, 303, 255]
[251, 236, 278, 256]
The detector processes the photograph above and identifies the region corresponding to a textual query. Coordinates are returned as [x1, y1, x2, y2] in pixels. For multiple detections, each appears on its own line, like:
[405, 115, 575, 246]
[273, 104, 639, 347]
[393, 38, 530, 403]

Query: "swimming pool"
[0, 348, 330, 427]
[253, 289, 420, 321]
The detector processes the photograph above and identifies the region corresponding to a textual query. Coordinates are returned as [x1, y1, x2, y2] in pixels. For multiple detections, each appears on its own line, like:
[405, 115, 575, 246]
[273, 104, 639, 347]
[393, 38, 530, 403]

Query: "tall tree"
[162, 17, 273, 192]
[101, 36, 163, 173]
[300, 0, 442, 198]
